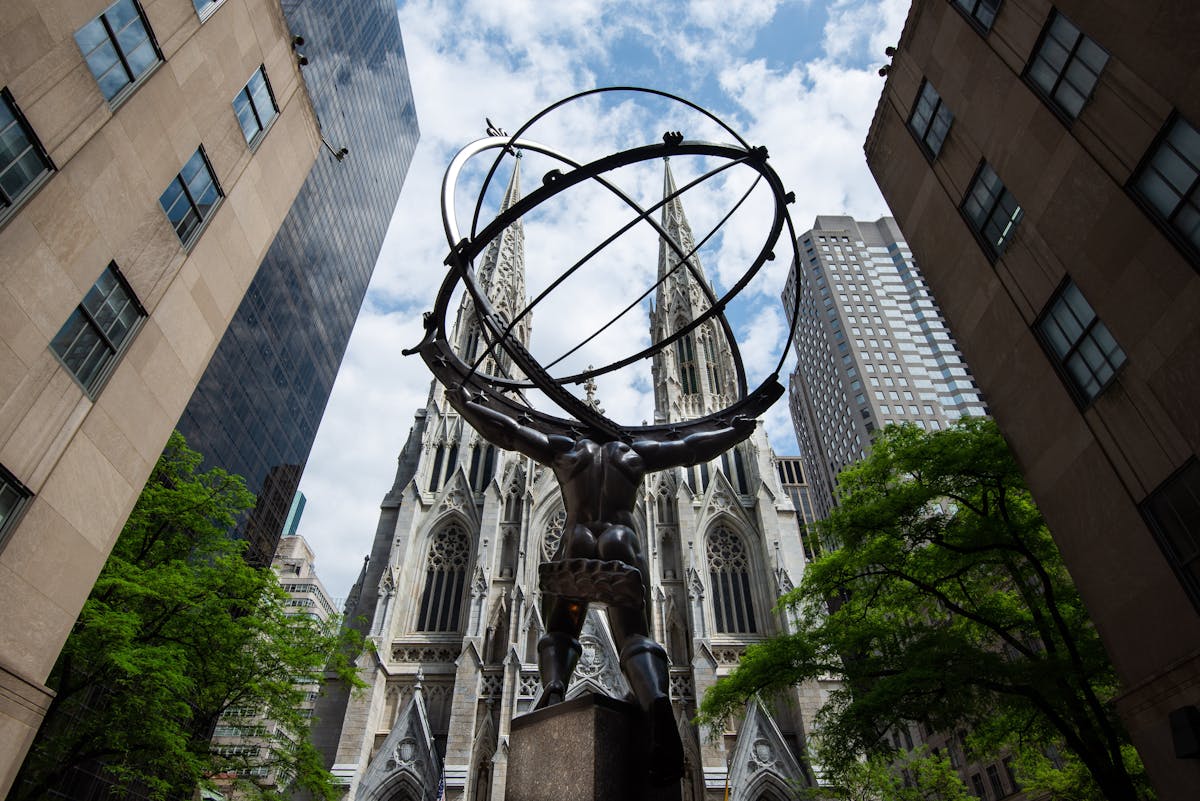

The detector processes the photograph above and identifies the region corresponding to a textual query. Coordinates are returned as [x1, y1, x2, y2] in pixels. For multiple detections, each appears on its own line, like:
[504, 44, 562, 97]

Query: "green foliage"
[799, 745, 970, 801]
[697, 419, 1151, 801]
[15, 432, 366, 801]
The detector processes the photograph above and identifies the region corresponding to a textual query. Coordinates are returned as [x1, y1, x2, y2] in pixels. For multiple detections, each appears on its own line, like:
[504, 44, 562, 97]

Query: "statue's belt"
[538, 558, 645, 609]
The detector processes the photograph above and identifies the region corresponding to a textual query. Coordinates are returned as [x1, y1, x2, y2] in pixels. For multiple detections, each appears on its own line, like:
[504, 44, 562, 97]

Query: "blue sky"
[296, 0, 909, 598]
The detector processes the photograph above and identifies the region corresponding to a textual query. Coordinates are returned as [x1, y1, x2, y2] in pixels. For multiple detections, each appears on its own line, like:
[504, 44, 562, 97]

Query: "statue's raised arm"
[448, 385, 573, 464]
[632, 415, 757, 473]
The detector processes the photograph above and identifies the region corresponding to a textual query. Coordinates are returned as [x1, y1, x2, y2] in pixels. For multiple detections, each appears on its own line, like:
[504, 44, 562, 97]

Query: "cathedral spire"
[476, 152, 526, 325]
[450, 154, 529, 370]
[650, 158, 737, 423]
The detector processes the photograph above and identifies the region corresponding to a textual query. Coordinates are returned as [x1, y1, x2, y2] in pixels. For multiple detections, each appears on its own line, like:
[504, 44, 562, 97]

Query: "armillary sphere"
[407, 87, 803, 442]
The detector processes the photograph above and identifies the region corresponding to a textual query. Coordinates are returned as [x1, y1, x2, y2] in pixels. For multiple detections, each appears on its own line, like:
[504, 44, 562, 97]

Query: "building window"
[192, 0, 226, 20]
[1035, 280, 1125, 405]
[1142, 460, 1200, 609]
[0, 464, 32, 548]
[677, 330, 699, 395]
[1131, 115, 1200, 262]
[952, 0, 1000, 33]
[986, 764, 1005, 798]
[656, 483, 676, 524]
[416, 525, 470, 631]
[707, 525, 757, 633]
[74, 0, 160, 102]
[907, 79, 954, 159]
[1026, 11, 1109, 120]
[703, 332, 724, 394]
[970, 773, 987, 798]
[962, 162, 1022, 259]
[50, 263, 146, 396]
[233, 66, 278, 146]
[159, 147, 222, 246]
[503, 485, 522, 523]
[543, 508, 566, 561]
[1, 89, 53, 217]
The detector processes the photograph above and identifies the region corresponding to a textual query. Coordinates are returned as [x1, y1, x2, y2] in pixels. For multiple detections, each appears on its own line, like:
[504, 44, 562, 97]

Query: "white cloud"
[296, 0, 907, 597]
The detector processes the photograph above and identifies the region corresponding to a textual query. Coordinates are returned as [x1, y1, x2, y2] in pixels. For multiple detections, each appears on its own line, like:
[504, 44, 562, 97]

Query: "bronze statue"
[410, 90, 801, 791]
[451, 386, 754, 783]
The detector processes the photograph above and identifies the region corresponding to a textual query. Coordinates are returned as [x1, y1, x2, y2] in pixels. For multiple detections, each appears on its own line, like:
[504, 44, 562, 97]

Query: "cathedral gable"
[356, 689, 441, 801]
[725, 698, 809, 801]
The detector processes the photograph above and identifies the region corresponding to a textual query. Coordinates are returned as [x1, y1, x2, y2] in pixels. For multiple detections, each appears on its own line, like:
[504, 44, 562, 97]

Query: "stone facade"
[0, 0, 321, 793]
[864, 1, 1200, 798]
[312, 156, 832, 800]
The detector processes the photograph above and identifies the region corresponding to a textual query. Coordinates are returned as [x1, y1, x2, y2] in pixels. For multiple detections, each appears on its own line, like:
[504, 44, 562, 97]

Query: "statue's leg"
[534, 525, 595, 710]
[599, 525, 684, 785]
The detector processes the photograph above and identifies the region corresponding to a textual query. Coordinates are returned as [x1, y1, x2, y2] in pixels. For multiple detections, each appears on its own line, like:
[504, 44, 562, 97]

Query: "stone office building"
[864, 1, 1200, 797]
[310, 157, 833, 801]
[0, 0, 415, 793]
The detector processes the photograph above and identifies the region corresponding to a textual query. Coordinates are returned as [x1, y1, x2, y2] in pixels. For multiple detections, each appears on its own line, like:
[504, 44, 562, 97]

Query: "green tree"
[799, 745, 970, 801]
[14, 432, 365, 801]
[697, 419, 1151, 801]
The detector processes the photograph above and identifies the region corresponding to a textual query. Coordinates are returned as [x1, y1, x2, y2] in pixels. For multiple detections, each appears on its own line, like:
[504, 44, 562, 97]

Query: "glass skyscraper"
[177, 0, 419, 564]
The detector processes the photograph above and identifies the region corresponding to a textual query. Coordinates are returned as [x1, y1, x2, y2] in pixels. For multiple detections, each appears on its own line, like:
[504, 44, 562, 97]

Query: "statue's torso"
[553, 439, 645, 532]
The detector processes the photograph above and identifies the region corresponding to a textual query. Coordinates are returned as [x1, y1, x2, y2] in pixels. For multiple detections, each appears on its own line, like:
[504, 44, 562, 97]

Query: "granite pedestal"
[507, 693, 682, 801]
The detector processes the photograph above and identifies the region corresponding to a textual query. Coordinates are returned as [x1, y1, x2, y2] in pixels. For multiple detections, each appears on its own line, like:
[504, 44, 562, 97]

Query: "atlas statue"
[408, 87, 802, 787]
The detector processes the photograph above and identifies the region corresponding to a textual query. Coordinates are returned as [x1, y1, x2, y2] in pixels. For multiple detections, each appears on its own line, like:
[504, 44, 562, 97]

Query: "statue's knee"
[597, 524, 639, 562]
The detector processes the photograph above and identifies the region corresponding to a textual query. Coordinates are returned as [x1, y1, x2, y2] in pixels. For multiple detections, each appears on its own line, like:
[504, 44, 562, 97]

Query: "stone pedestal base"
[508, 693, 681, 801]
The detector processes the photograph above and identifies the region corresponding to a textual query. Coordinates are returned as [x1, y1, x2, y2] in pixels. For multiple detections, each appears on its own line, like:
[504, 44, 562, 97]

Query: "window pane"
[115, 19, 148, 55]
[125, 39, 158, 78]
[235, 95, 259, 141]
[1169, 117, 1200, 159]
[107, 0, 139, 31]
[1055, 83, 1086, 119]
[1152, 145, 1195, 195]
[74, 20, 109, 54]
[1061, 282, 1095, 326]
[1137, 169, 1181, 217]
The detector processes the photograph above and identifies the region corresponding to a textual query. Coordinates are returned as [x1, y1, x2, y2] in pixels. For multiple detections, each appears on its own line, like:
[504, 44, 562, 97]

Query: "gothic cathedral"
[313, 153, 830, 801]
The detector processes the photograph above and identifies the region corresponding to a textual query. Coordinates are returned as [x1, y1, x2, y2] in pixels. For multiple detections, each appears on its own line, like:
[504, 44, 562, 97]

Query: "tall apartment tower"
[783, 215, 987, 519]
[0, 0, 357, 790]
[864, 2, 1200, 797]
[311, 157, 827, 801]
[174, 0, 418, 566]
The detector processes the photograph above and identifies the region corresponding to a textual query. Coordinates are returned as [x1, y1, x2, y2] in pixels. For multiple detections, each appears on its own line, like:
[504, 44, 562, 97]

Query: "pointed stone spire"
[657, 157, 704, 294]
[477, 153, 526, 326]
[650, 159, 737, 423]
[449, 155, 529, 375]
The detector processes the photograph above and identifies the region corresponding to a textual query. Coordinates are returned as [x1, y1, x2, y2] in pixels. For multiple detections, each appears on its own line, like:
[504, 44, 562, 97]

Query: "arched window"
[429, 444, 445, 492]
[703, 331, 723, 394]
[464, 325, 480, 361]
[733, 447, 749, 495]
[468, 444, 498, 491]
[469, 445, 482, 488]
[656, 483, 676, 524]
[677, 331, 699, 395]
[417, 525, 470, 631]
[543, 508, 566, 561]
[503, 487, 522, 523]
[707, 526, 757, 633]
[482, 445, 497, 486]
